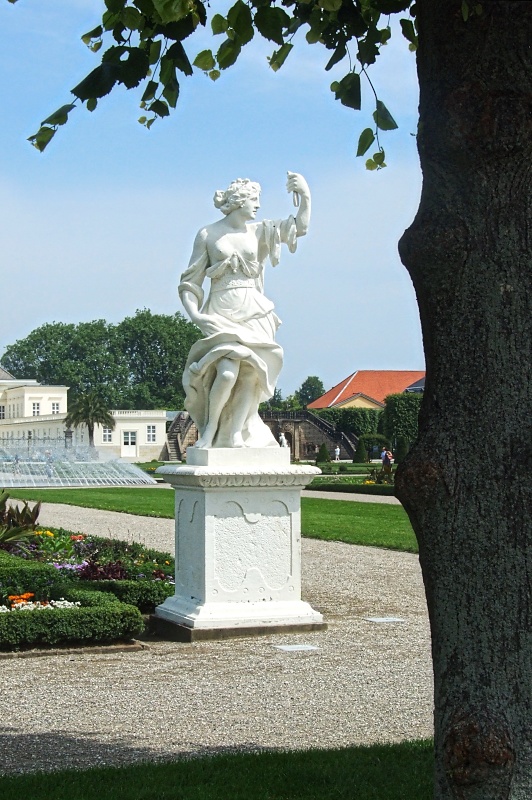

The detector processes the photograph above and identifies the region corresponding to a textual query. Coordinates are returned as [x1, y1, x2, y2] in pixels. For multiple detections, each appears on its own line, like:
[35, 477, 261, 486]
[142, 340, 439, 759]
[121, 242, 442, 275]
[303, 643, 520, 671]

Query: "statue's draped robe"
[179, 217, 297, 448]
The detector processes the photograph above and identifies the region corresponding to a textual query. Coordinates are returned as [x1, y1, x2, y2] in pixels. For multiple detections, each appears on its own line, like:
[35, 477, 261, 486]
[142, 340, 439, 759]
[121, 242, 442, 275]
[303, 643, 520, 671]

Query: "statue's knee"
[220, 369, 236, 384]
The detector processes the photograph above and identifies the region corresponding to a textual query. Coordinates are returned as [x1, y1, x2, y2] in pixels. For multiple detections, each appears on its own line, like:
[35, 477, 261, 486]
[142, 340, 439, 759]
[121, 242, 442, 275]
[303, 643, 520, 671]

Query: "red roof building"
[307, 370, 426, 410]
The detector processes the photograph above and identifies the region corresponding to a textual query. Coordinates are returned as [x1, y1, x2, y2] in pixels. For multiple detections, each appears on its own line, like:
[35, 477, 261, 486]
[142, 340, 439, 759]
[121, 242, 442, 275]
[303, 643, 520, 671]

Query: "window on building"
[146, 424, 156, 443]
[32, 403, 40, 417]
[102, 427, 113, 443]
[51, 402, 60, 415]
[0, 406, 4, 419]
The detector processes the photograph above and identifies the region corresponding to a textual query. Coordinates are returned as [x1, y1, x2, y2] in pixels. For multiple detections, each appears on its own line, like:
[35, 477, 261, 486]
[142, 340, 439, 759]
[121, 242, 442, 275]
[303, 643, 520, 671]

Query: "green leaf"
[208, 69, 221, 81]
[149, 39, 162, 64]
[306, 27, 322, 45]
[373, 150, 385, 165]
[105, 0, 126, 12]
[216, 38, 242, 70]
[162, 77, 180, 107]
[117, 47, 150, 89]
[399, 18, 417, 49]
[380, 27, 392, 44]
[318, 0, 342, 11]
[365, 158, 378, 171]
[356, 127, 375, 157]
[134, 0, 155, 13]
[254, 6, 290, 46]
[211, 14, 228, 35]
[193, 49, 216, 71]
[149, 98, 170, 117]
[138, 115, 148, 124]
[121, 6, 143, 29]
[375, 0, 411, 11]
[141, 79, 158, 101]
[160, 54, 177, 85]
[461, 0, 469, 21]
[227, 1, 254, 43]
[357, 37, 379, 66]
[41, 104, 76, 127]
[325, 43, 346, 71]
[166, 41, 193, 75]
[27, 126, 56, 153]
[91, 41, 103, 53]
[86, 98, 98, 112]
[332, 72, 361, 111]
[81, 26, 103, 46]
[268, 42, 293, 72]
[102, 10, 121, 31]
[152, 0, 190, 24]
[373, 99, 398, 130]
[72, 63, 121, 101]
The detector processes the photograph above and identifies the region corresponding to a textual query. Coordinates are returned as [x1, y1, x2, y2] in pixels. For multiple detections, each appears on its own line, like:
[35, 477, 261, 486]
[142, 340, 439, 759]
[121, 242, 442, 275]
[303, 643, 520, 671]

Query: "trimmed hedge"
[0, 602, 143, 650]
[85, 579, 174, 612]
[305, 483, 396, 497]
[0, 551, 68, 603]
[0, 554, 146, 649]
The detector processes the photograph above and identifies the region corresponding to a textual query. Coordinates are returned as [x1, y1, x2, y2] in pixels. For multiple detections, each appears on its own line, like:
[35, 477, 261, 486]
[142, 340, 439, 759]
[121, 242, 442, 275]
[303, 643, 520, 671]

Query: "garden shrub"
[0, 602, 143, 650]
[316, 443, 331, 463]
[313, 408, 381, 438]
[85, 579, 174, 613]
[394, 435, 410, 464]
[381, 393, 422, 443]
[353, 437, 368, 463]
[0, 551, 68, 604]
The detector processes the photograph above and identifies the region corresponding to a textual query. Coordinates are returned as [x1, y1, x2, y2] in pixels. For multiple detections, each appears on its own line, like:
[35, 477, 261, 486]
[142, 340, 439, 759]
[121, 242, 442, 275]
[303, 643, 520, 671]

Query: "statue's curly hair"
[213, 178, 261, 215]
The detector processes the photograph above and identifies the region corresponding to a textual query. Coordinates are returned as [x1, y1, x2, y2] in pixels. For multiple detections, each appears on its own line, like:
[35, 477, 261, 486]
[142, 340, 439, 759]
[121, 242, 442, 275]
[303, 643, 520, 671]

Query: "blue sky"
[0, 0, 423, 396]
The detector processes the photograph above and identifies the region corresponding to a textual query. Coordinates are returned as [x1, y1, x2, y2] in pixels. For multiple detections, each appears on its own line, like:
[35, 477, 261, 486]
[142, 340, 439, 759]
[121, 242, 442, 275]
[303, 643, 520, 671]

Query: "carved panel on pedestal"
[213, 499, 292, 594]
[175, 497, 200, 594]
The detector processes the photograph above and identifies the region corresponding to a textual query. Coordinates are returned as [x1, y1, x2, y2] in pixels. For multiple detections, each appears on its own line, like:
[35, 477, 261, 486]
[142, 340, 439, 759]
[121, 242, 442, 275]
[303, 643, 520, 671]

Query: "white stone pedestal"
[153, 448, 325, 641]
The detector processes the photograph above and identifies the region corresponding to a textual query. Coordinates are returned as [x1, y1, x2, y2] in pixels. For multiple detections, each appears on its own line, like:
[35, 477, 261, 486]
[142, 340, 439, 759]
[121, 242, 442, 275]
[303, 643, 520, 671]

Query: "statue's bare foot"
[231, 433, 246, 448]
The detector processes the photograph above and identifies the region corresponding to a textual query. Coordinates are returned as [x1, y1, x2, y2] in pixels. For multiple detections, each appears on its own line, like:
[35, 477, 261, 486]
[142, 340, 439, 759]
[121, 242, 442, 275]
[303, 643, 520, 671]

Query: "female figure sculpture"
[179, 172, 311, 449]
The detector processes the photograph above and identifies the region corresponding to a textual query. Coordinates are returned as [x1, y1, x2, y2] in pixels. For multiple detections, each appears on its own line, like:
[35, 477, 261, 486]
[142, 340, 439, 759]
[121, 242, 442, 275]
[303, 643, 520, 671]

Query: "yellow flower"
[44, 531, 54, 537]
[165, 561, 170, 565]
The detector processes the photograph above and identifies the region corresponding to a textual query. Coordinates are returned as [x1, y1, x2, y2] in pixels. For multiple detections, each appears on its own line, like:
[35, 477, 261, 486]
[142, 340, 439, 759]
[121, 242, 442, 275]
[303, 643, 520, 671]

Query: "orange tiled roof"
[307, 370, 426, 408]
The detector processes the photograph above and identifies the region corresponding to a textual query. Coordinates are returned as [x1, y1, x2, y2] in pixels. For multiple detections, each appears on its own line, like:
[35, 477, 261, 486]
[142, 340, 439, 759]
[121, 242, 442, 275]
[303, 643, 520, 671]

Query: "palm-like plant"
[0, 490, 41, 554]
[64, 392, 116, 448]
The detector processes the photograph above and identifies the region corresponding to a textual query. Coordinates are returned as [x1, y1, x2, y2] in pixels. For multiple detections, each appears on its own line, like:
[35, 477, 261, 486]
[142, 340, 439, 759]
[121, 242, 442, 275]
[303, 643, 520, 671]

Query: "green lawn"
[8, 488, 418, 553]
[0, 741, 433, 800]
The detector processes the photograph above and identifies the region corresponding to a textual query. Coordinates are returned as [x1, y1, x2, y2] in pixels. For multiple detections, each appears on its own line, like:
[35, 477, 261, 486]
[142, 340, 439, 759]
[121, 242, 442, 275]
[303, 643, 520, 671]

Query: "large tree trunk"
[395, 2, 532, 798]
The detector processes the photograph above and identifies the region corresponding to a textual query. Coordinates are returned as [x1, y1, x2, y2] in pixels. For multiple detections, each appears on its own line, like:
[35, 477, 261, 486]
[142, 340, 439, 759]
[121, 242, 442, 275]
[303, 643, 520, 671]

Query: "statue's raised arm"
[286, 171, 311, 237]
[178, 173, 311, 450]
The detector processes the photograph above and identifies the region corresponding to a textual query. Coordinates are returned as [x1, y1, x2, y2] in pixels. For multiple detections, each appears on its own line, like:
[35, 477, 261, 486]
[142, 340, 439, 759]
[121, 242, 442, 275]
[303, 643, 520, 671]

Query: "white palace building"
[0, 366, 166, 462]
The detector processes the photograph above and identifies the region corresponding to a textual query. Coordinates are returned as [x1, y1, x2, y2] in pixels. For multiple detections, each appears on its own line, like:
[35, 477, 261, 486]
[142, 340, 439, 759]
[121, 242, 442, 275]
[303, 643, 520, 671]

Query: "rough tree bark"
[396, 2, 532, 798]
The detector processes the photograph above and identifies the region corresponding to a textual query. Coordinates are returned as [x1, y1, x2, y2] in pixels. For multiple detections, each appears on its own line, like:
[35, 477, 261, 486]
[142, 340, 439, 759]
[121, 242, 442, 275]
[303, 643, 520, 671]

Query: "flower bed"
[0, 527, 176, 650]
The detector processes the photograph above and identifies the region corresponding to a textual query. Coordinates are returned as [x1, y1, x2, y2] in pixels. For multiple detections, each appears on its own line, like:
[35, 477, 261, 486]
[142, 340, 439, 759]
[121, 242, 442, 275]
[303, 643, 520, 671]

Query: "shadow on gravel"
[0, 726, 273, 775]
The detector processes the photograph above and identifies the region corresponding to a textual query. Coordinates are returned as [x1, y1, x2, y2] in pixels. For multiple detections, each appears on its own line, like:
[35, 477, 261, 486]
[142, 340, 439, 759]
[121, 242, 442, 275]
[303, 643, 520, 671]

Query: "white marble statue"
[179, 172, 311, 449]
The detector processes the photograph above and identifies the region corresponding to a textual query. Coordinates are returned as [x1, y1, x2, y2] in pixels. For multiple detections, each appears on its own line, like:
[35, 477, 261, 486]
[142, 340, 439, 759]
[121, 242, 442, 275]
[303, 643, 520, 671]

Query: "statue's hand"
[286, 172, 310, 203]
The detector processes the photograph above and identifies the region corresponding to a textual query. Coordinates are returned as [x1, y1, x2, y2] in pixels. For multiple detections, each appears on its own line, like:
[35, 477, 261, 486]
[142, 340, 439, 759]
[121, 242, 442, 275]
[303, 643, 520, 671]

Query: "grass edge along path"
[0, 740, 433, 800]
[8, 488, 418, 554]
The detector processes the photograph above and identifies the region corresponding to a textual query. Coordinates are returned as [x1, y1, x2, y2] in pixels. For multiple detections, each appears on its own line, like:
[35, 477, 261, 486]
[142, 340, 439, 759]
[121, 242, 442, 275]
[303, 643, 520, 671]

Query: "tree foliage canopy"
[381, 391, 422, 443]
[295, 375, 325, 406]
[64, 391, 116, 448]
[0, 309, 200, 410]
[16, 0, 423, 167]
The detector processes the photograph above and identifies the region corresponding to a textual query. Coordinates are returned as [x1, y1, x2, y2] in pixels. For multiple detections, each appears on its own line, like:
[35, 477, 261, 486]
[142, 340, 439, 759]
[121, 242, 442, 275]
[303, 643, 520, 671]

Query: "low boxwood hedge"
[305, 483, 396, 496]
[0, 602, 143, 650]
[0, 551, 69, 603]
[84, 579, 174, 612]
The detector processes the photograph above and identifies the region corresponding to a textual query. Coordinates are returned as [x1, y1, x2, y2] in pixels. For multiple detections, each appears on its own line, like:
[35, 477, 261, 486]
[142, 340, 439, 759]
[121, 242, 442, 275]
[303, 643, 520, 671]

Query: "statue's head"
[213, 178, 261, 215]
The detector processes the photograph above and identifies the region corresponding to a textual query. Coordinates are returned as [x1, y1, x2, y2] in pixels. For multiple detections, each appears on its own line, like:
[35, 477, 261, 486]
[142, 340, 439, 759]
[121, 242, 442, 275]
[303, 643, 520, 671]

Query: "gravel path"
[0, 501, 433, 775]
